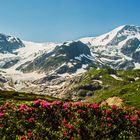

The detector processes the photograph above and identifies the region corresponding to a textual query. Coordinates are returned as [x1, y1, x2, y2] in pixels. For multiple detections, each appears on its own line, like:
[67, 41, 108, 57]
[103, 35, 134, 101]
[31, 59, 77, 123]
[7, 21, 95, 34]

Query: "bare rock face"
[121, 38, 140, 57]
[101, 96, 123, 107]
[18, 41, 97, 74]
[0, 34, 24, 53]
[78, 83, 102, 91]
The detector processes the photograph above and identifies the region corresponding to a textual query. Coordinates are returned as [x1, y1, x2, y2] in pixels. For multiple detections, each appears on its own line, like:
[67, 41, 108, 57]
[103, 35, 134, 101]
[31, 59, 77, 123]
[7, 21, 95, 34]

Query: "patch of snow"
[80, 25, 125, 46]
[75, 68, 86, 74]
[51, 54, 55, 57]
[58, 68, 86, 78]
[3, 41, 58, 70]
[82, 64, 88, 69]
[47, 82, 66, 89]
[70, 59, 73, 62]
[75, 56, 81, 61]
[92, 79, 103, 84]
[135, 77, 139, 81]
[54, 63, 67, 73]
[67, 62, 73, 68]
[58, 54, 66, 57]
[75, 54, 94, 62]
[0, 53, 17, 59]
[58, 73, 71, 78]
[1, 68, 46, 82]
[7, 36, 15, 43]
[134, 63, 140, 69]
[122, 55, 132, 61]
[64, 41, 73, 46]
[136, 47, 140, 52]
[110, 74, 123, 81]
[100, 57, 114, 62]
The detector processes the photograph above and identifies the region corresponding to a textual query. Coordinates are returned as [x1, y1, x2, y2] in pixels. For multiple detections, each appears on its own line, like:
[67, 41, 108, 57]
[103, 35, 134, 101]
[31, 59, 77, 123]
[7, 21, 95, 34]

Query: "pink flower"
[19, 104, 33, 112]
[41, 101, 51, 108]
[63, 107, 68, 111]
[20, 135, 26, 140]
[112, 105, 117, 110]
[77, 110, 84, 113]
[65, 123, 74, 130]
[63, 103, 69, 108]
[19, 104, 29, 110]
[108, 123, 112, 127]
[34, 99, 42, 105]
[107, 117, 112, 121]
[28, 107, 33, 112]
[28, 117, 35, 123]
[63, 132, 68, 137]
[105, 109, 111, 114]
[132, 121, 137, 125]
[131, 115, 137, 121]
[124, 115, 130, 120]
[62, 118, 67, 124]
[63, 103, 72, 111]
[0, 112, 5, 117]
[72, 102, 82, 107]
[130, 115, 137, 125]
[52, 101, 61, 105]
[28, 132, 33, 139]
[91, 103, 99, 109]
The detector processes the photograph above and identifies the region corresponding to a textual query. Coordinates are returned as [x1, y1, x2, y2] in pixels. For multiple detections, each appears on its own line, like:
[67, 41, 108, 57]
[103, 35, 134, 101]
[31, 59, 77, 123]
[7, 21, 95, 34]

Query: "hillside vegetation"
[0, 90, 70, 105]
[0, 100, 140, 140]
[71, 69, 140, 109]
[0, 69, 140, 139]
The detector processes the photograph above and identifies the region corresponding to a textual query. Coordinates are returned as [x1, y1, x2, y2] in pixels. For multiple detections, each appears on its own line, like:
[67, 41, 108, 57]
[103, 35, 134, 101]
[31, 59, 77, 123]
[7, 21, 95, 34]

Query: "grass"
[75, 69, 140, 109]
[0, 90, 69, 105]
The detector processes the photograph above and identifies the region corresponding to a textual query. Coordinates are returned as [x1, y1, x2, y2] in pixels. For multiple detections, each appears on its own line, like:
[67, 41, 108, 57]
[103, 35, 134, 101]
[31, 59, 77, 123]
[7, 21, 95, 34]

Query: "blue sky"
[0, 0, 139, 42]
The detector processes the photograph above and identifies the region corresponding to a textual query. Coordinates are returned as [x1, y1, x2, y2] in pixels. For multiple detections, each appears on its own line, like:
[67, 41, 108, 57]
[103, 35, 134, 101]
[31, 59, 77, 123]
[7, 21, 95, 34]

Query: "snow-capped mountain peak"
[0, 24, 140, 79]
[0, 33, 24, 53]
[0, 25, 140, 96]
[80, 25, 125, 46]
[80, 25, 140, 47]
[79, 25, 140, 70]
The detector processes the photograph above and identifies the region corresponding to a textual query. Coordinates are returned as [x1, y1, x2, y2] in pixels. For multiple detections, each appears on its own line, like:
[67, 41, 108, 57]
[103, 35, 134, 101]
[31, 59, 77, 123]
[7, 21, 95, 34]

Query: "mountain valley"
[0, 25, 140, 106]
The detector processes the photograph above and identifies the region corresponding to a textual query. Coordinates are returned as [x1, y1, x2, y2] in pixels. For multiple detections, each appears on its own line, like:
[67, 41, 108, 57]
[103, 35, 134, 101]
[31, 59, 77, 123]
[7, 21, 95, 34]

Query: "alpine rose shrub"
[0, 100, 140, 139]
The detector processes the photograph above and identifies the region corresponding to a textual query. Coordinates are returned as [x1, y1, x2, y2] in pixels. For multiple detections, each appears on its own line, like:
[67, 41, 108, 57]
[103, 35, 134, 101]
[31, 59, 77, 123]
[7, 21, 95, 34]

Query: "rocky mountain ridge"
[0, 25, 140, 99]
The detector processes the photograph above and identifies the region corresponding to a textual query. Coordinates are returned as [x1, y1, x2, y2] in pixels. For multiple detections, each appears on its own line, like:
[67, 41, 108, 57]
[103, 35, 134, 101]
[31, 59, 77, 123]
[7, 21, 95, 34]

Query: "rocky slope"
[80, 25, 140, 70]
[18, 41, 99, 74]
